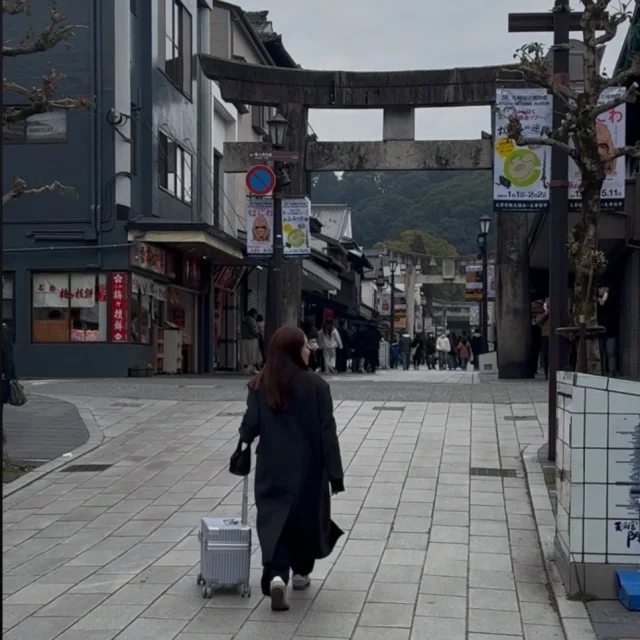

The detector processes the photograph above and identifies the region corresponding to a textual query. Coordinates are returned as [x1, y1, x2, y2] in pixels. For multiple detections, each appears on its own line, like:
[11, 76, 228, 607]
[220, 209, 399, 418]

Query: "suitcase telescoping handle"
[241, 475, 249, 526]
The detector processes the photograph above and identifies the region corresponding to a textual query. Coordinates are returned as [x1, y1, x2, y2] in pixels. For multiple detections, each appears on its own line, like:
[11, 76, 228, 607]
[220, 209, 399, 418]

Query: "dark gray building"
[3, 0, 250, 377]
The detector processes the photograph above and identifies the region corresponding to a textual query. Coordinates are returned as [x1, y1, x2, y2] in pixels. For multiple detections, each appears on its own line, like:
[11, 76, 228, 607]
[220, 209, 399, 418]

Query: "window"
[2, 273, 14, 338]
[158, 131, 193, 204]
[213, 152, 222, 228]
[252, 106, 269, 135]
[3, 108, 67, 144]
[32, 273, 108, 343]
[163, 0, 192, 97]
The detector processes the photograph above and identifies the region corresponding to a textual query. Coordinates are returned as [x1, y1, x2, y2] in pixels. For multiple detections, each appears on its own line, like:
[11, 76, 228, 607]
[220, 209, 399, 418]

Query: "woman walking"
[319, 320, 343, 373]
[238, 326, 345, 611]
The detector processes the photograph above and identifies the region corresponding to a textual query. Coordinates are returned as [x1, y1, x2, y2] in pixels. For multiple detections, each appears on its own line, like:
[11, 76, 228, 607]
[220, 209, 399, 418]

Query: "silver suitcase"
[196, 475, 252, 598]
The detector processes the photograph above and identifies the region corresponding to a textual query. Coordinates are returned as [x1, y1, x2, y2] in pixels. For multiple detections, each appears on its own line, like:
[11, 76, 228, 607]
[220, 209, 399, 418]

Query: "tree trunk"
[569, 174, 603, 375]
[496, 211, 532, 378]
[280, 103, 308, 328]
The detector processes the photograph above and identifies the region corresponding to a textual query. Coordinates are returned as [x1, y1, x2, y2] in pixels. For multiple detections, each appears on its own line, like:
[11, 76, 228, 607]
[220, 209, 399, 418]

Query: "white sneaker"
[292, 574, 311, 591]
[269, 576, 289, 611]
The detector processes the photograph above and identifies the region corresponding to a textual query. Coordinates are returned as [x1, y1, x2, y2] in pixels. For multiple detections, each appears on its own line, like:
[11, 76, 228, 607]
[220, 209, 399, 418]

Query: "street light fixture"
[479, 214, 491, 236]
[375, 266, 386, 289]
[389, 259, 398, 274]
[267, 112, 290, 148]
[264, 111, 290, 345]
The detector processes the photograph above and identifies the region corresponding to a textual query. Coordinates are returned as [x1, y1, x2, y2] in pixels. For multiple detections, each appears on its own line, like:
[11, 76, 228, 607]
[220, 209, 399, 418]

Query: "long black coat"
[239, 372, 344, 566]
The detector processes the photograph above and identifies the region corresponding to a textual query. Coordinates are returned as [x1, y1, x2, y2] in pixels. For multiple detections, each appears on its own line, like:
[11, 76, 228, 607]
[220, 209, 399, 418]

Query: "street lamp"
[264, 111, 290, 345]
[389, 259, 398, 343]
[477, 215, 491, 355]
[267, 112, 289, 148]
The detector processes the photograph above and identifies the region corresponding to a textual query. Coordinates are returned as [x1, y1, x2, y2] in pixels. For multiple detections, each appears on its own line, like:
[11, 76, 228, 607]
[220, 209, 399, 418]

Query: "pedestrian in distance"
[456, 335, 471, 371]
[411, 334, 424, 370]
[399, 332, 412, 370]
[319, 320, 343, 373]
[436, 331, 451, 370]
[238, 326, 345, 611]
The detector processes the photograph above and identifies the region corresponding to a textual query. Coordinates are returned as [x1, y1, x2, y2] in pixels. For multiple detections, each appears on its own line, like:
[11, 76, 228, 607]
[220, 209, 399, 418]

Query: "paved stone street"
[4, 396, 89, 464]
[2, 372, 571, 640]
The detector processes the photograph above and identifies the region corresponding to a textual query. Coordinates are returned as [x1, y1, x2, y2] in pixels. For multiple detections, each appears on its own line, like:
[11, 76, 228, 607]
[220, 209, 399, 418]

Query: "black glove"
[330, 478, 345, 495]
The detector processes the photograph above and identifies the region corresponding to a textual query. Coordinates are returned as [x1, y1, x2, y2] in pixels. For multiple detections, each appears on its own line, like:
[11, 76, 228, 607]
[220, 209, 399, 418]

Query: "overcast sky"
[236, 0, 629, 141]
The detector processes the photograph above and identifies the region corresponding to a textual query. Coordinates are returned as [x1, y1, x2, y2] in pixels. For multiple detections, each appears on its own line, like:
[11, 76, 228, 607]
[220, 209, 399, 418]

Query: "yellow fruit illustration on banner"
[283, 223, 293, 233]
[287, 228, 306, 248]
[504, 149, 541, 188]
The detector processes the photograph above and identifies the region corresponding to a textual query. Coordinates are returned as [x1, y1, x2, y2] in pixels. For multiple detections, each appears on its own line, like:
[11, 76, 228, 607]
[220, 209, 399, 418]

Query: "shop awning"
[127, 219, 245, 263]
[302, 259, 341, 292]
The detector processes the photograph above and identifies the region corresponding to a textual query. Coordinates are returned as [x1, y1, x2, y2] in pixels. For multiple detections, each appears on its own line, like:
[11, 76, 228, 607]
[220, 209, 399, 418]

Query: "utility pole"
[266, 164, 284, 345]
[508, 0, 573, 462]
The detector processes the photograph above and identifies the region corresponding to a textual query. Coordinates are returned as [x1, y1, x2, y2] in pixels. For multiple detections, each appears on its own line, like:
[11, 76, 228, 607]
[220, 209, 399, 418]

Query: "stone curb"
[3, 394, 104, 498]
[522, 443, 598, 640]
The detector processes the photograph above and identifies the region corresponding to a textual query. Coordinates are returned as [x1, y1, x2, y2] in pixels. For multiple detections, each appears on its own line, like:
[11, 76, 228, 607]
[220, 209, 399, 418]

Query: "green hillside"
[311, 170, 493, 255]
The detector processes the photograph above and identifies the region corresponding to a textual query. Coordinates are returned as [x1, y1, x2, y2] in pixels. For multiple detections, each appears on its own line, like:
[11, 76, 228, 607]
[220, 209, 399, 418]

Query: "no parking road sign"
[245, 165, 276, 196]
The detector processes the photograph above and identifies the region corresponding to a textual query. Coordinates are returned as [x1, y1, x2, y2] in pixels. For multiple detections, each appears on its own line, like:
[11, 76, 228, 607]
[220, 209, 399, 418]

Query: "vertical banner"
[109, 272, 129, 342]
[494, 88, 553, 212]
[569, 87, 626, 212]
[246, 196, 274, 256]
[465, 265, 483, 301]
[282, 197, 311, 258]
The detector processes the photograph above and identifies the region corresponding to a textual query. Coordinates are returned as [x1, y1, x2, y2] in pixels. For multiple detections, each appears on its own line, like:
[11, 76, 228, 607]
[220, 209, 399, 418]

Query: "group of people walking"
[391, 328, 482, 371]
[302, 319, 381, 374]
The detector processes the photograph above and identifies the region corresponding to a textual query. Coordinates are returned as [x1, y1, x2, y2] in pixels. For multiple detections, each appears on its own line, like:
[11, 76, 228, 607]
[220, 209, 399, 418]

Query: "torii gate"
[198, 55, 531, 377]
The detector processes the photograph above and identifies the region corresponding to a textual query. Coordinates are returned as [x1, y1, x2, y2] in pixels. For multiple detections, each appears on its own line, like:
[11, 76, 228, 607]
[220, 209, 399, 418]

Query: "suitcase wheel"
[241, 584, 251, 598]
[202, 586, 213, 598]
[196, 573, 205, 586]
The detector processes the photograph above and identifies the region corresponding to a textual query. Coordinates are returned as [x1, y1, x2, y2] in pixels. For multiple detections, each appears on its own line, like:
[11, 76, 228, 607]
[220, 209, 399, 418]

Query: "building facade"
[1, 0, 280, 377]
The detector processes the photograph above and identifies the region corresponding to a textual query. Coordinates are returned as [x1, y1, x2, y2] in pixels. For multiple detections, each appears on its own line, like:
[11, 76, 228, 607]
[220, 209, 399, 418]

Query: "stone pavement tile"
[349, 522, 391, 540]
[391, 516, 431, 532]
[469, 569, 515, 590]
[386, 532, 428, 550]
[516, 580, 554, 604]
[468, 608, 523, 635]
[249, 594, 310, 623]
[311, 589, 366, 613]
[323, 571, 374, 592]
[358, 603, 414, 628]
[429, 525, 468, 544]
[522, 624, 566, 639]
[55, 631, 119, 640]
[469, 587, 519, 612]
[333, 554, 379, 573]
[353, 629, 410, 640]
[177, 607, 252, 634]
[2, 574, 35, 595]
[470, 535, 509, 554]
[367, 582, 418, 604]
[2, 603, 41, 630]
[419, 575, 467, 597]
[432, 511, 469, 526]
[234, 621, 298, 640]
[423, 557, 468, 577]
[68, 574, 132, 595]
[519, 601, 562, 626]
[375, 564, 422, 584]
[411, 616, 466, 640]
[176, 635, 232, 640]
[415, 594, 467, 618]
[73, 605, 145, 630]
[469, 635, 522, 640]
[2, 615, 76, 640]
[112, 617, 188, 640]
[104, 583, 168, 605]
[381, 549, 425, 566]
[4, 582, 70, 605]
[296, 611, 359, 637]
[471, 520, 509, 537]
[342, 540, 385, 557]
[139, 594, 205, 620]
[469, 551, 513, 572]
[33, 593, 106, 618]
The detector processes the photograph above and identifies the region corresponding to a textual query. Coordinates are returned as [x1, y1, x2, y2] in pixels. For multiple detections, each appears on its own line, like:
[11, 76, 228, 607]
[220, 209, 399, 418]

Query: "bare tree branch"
[2, 177, 78, 206]
[602, 54, 640, 89]
[607, 141, 640, 160]
[505, 114, 576, 158]
[2, 71, 92, 124]
[2, 3, 85, 57]
[591, 81, 639, 118]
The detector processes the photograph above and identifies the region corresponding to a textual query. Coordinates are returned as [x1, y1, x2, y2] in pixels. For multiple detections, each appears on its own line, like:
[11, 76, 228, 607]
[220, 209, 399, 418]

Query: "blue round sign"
[246, 165, 276, 196]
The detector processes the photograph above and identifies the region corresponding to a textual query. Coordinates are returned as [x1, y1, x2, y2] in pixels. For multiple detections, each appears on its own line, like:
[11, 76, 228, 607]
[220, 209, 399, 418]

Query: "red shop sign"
[109, 272, 129, 342]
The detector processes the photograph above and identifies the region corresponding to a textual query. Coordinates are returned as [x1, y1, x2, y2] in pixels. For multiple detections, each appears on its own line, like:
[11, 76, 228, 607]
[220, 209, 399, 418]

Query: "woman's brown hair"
[249, 326, 308, 411]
